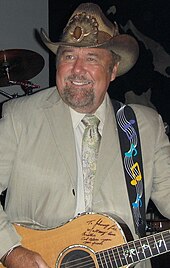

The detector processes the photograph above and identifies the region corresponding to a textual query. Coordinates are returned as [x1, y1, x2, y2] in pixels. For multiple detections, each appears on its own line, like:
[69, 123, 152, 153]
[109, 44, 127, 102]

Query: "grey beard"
[60, 85, 95, 110]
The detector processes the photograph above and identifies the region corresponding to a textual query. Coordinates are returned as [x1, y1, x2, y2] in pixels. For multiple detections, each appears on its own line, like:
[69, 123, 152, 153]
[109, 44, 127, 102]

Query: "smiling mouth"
[72, 80, 91, 86]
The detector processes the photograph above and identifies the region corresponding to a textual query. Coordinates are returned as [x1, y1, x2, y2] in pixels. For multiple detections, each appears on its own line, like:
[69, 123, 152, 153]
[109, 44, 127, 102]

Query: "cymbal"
[0, 49, 45, 87]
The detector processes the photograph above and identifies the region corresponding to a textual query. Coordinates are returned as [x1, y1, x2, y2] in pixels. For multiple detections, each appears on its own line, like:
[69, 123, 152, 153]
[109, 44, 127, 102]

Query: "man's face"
[56, 47, 118, 113]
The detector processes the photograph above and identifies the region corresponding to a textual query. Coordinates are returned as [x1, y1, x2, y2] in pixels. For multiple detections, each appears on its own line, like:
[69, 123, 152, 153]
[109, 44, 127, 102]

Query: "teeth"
[72, 81, 90, 85]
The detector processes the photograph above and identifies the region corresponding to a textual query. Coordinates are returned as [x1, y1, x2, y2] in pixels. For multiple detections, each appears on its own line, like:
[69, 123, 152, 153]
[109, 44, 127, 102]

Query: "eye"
[61, 52, 76, 62]
[65, 54, 75, 60]
[87, 56, 97, 62]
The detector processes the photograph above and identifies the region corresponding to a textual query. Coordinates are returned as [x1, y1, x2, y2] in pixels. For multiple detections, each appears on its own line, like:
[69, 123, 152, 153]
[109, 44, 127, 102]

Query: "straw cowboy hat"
[40, 2, 139, 76]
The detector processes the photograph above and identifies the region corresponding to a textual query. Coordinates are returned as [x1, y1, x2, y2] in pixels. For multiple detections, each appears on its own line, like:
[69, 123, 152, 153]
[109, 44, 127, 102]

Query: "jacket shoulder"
[2, 86, 59, 115]
[128, 103, 166, 133]
[128, 103, 160, 121]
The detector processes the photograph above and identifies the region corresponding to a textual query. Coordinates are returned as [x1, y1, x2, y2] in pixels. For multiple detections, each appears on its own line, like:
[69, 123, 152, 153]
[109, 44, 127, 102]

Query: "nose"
[72, 58, 86, 74]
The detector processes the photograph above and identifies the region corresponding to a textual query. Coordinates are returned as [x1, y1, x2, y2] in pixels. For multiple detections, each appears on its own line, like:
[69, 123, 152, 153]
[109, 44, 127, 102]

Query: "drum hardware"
[0, 49, 44, 99]
[9, 80, 40, 96]
[0, 88, 18, 99]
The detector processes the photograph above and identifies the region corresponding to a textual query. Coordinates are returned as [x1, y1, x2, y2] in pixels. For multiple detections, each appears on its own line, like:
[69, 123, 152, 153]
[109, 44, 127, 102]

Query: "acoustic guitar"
[0, 213, 170, 268]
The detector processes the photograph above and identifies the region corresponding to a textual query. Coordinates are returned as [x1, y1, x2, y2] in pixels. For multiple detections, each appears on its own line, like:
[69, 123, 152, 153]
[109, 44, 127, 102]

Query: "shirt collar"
[69, 94, 108, 129]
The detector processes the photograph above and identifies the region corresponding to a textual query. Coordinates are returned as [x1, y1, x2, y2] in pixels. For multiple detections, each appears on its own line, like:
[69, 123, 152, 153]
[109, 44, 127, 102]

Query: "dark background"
[49, 0, 170, 129]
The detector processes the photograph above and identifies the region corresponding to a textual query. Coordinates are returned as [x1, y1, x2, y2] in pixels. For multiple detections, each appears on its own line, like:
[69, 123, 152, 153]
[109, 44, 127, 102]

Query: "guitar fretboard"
[96, 230, 170, 267]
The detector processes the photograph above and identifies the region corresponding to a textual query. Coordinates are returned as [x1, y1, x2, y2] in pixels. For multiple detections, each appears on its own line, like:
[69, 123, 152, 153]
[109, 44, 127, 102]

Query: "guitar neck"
[97, 230, 170, 267]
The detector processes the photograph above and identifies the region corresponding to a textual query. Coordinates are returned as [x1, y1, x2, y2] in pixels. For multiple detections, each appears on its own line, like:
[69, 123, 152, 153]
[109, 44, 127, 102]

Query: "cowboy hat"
[40, 3, 139, 76]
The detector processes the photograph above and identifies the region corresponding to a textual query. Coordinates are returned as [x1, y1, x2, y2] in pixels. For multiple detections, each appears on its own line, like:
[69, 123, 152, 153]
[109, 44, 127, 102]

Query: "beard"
[59, 76, 95, 111]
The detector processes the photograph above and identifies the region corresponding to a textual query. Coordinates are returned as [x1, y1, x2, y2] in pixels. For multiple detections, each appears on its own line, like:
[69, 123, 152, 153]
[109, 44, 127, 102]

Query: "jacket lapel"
[94, 100, 121, 194]
[42, 91, 77, 187]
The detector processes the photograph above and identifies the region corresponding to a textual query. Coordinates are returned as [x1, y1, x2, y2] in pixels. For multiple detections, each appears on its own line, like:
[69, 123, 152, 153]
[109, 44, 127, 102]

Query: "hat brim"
[40, 28, 139, 76]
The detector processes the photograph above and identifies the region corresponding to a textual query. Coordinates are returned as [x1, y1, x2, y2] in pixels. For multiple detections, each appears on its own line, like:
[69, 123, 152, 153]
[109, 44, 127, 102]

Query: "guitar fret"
[145, 237, 152, 257]
[103, 251, 110, 268]
[140, 237, 152, 258]
[140, 238, 148, 259]
[106, 249, 115, 267]
[153, 234, 161, 254]
[107, 247, 125, 268]
[99, 252, 106, 268]
[128, 241, 140, 263]
[111, 248, 120, 267]
[100, 249, 116, 268]
[131, 240, 140, 261]
[163, 230, 170, 250]
[106, 249, 118, 268]
[101, 251, 111, 268]
[154, 232, 170, 254]
[96, 251, 117, 268]
[127, 241, 138, 264]
[117, 245, 129, 266]
[96, 252, 105, 268]
[121, 243, 135, 265]
[146, 235, 159, 256]
[156, 234, 167, 253]
[133, 240, 146, 260]
[115, 246, 124, 267]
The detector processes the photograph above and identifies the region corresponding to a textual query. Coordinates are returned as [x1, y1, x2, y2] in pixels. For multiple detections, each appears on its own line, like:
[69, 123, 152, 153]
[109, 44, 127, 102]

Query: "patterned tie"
[81, 115, 101, 211]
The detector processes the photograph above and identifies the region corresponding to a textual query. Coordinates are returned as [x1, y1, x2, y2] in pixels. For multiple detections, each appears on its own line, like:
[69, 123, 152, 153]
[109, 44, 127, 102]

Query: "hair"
[56, 46, 64, 67]
[109, 51, 121, 73]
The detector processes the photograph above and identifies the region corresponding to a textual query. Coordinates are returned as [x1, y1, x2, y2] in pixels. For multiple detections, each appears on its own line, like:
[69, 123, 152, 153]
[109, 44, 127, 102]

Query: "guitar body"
[0, 213, 133, 268]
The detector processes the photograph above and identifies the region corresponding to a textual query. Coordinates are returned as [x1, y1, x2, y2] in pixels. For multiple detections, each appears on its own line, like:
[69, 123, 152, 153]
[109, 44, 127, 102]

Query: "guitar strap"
[111, 99, 146, 237]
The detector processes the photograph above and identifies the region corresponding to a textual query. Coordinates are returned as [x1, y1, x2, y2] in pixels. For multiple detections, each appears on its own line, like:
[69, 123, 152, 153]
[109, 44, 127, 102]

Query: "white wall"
[0, 0, 49, 103]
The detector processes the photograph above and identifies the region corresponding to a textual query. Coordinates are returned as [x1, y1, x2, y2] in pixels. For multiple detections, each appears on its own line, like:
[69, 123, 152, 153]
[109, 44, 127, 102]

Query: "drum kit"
[0, 48, 45, 99]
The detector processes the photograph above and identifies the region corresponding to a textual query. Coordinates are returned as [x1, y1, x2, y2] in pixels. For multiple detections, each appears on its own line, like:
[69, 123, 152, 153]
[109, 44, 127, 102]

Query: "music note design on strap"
[130, 162, 142, 185]
[116, 103, 145, 235]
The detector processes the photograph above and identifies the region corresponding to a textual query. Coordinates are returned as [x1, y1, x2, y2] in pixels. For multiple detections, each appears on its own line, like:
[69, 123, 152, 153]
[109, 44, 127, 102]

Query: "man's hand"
[4, 246, 50, 268]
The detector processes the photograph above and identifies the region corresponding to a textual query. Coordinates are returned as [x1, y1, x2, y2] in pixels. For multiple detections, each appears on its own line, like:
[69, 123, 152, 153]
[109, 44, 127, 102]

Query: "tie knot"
[82, 115, 100, 127]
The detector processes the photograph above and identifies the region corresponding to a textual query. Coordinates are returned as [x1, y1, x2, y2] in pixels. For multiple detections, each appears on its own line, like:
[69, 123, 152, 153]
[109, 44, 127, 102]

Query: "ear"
[110, 63, 119, 81]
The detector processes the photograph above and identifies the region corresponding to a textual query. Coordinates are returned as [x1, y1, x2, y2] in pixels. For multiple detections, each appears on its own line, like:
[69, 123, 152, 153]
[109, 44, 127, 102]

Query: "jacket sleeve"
[130, 103, 170, 220]
[0, 101, 21, 259]
[151, 113, 170, 219]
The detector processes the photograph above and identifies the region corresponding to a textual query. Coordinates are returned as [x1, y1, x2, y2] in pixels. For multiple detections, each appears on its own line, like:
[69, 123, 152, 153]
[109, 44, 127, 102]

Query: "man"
[0, 3, 170, 268]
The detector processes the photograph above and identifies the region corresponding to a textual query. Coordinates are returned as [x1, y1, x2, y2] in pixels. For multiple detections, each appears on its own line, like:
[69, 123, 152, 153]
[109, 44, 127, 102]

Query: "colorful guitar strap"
[111, 99, 146, 237]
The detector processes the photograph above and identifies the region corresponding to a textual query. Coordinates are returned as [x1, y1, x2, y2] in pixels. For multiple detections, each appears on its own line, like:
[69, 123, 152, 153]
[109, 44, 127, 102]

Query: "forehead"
[59, 46, 111, 57]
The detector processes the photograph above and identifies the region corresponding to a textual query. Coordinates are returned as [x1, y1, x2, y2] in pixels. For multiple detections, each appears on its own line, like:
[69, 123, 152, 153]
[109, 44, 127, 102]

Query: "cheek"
[95, 72, 111, 89]
[56, 68, 66, 89]
[93, 72, 112, 100]
[56, 64, 73, 82]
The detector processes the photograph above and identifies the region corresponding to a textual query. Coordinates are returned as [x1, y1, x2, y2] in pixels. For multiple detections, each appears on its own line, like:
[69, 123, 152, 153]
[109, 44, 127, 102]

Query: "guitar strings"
[60, 255, 95, 268]
[59, 231, 170, 268]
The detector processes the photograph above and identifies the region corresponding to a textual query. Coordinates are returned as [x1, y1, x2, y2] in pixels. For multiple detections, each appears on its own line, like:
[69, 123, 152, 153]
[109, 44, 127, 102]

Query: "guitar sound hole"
[59, 249, 95, 268]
